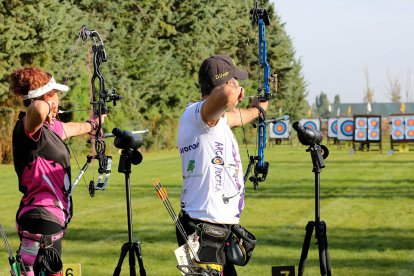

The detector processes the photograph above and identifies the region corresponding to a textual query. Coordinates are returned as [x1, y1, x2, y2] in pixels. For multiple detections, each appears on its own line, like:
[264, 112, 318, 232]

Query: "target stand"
[389, 114, 414, 152]
[352, 115, 382, 153]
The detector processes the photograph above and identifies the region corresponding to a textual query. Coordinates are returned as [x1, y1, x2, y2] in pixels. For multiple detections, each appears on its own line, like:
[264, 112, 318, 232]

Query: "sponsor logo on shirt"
[187, 160, 196, 172]
[211, 156, 224, 165]
[179, 142, 199, 154]
[212, 142, 224, 192]
[184, 160, 202, 179]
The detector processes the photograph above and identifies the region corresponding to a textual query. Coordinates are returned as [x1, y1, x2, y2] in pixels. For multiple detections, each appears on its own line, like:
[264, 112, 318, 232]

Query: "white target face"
[269, 120, 290, 139]
[337, 117, 354, 141]
[328, 118, 338, 138]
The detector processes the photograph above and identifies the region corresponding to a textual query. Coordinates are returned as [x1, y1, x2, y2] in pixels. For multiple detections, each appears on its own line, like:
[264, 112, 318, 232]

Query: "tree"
[385, 72, 402, 103]
[314, 91, 330, 118]
[333, 94, 340, 105]
[0, 0, 309, 162]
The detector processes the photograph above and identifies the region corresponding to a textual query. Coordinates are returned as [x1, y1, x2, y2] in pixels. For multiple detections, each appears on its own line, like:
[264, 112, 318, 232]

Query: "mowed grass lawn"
[1, 143, 413, 275]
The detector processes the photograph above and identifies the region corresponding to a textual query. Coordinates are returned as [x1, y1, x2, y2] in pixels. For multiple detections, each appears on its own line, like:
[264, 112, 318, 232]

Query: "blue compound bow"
[244, 1, 278, 189]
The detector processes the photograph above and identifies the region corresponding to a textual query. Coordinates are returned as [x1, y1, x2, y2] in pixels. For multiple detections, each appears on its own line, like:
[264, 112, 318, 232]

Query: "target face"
[406, 116, 414, 127]
[341, 120, 354, 136]
[392, 117, 404, 128]
[273, 121, 287, 135]
[304, 121, 317, 129]
[392, 129, 404, 140]
[368, 129, 380, 141]
[337, 118, 354, 140]
[328, 118, 338, 138]
[368, 117, 380, 129]
[299, 119, 321, 131]
[406, 128, 414, 140]
[355, 117, 367, 129]
[269, 120, 290, 139]
[354, 129, 367, 141]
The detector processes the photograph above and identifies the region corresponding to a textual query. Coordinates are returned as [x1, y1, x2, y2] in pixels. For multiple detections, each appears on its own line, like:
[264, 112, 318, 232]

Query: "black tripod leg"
[113, 243, 129, 276]
[316, 221, 332, 276]
[133, 241, 146, 276]
[298, 221, 315, 276]
[128, 245, 137, 276]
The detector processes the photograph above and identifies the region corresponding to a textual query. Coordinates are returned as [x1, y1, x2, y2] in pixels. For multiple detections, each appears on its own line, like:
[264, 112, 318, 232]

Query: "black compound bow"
[72, 25, 121, 197]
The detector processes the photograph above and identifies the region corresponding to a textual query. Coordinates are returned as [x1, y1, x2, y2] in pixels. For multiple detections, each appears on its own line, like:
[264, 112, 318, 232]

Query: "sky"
[272, 0, 414, 104]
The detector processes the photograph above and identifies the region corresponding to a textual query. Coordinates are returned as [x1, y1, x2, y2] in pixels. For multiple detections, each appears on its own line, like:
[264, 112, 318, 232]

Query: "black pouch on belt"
[225, 224, 257, 266]
[33, 247, 63, 274]
[196, 222, 231, 265]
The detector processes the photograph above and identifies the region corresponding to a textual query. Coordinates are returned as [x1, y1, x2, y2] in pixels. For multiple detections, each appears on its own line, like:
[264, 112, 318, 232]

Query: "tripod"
[298, 144, 331, 276]
[113, 148, 146, 276]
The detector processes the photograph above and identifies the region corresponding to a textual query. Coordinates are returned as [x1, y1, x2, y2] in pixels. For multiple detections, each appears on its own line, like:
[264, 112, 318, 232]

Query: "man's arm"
[226, 100, 269, 128]
[200, 79, 244, 127]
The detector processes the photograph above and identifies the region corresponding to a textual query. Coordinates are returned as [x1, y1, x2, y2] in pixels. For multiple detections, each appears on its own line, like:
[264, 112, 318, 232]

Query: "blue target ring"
[330, 120, 338, 135]
[273, 121, 287, 135]
[340, 120, 354, 137]
[303, 121, 317, 130]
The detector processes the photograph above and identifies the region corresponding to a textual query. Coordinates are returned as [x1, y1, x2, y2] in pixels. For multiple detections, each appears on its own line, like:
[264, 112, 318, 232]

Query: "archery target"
[392, 128, 405, 140]
[354, 129, 367, 141]
[392, 116, 404, 128]
[337, 117, 354, 141]
[299, 118, 320, 131]
[355, 117, 367, 129]
[406, 127, 414, 140]
[406, 116, 414, 127]
[368, 129, 380, 141]
[269, 120, 290, 139]
[328, 118, 338, 138]
[368, 117, 380, 129]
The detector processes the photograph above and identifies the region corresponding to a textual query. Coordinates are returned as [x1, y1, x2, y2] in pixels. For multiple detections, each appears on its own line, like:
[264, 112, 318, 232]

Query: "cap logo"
[215, 71, 229, 80]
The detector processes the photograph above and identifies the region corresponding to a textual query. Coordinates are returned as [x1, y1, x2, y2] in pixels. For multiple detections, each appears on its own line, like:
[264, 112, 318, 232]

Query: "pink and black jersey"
[13, 112, 73, 228]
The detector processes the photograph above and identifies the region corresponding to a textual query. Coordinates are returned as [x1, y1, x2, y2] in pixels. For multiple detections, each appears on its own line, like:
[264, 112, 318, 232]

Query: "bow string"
[243, 1, 278, 189]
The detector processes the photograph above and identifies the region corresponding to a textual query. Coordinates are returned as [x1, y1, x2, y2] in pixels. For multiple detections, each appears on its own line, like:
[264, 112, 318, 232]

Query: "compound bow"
[244, 1, 277, 189]
[72, 25, 121, 197]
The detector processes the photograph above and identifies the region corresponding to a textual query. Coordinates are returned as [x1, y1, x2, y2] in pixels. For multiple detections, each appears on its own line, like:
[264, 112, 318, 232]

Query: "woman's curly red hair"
[9, 67, 52, 97]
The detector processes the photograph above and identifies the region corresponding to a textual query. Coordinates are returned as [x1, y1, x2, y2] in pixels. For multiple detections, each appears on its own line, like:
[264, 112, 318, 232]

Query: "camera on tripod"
[292, 121, 332, 276]
[293, 122, 329, 160]
[111, 127, 147, 276]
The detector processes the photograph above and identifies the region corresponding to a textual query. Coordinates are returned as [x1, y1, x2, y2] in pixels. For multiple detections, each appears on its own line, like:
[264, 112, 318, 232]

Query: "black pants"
[176, 211, 237, 276]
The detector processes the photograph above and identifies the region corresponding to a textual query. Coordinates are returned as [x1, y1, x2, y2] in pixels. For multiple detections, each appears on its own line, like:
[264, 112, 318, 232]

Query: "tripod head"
[112, 128, 143, 173]
[293, 122, 323, 146]
[113, 128, 144, 150]
[293, 122, 329, 171]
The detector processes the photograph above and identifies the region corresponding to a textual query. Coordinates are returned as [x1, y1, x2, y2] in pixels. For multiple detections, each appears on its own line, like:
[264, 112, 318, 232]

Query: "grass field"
[0, 142, 413, 275]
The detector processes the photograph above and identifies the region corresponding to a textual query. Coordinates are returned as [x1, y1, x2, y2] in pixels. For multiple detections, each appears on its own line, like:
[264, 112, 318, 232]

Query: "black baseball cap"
[198, 55, 249, 89]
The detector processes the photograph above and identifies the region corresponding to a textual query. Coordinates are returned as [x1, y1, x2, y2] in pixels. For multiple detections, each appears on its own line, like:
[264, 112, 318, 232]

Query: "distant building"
[329, 102, 414, 117]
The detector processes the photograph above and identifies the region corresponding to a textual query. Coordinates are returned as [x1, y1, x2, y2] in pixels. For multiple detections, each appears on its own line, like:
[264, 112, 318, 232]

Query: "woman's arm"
[62, 116, 105, 140]
[25, 100, 51, 135]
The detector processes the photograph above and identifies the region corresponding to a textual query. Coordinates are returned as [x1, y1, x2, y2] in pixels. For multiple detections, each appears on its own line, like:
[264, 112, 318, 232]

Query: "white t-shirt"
[177, 101, 245, 224]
